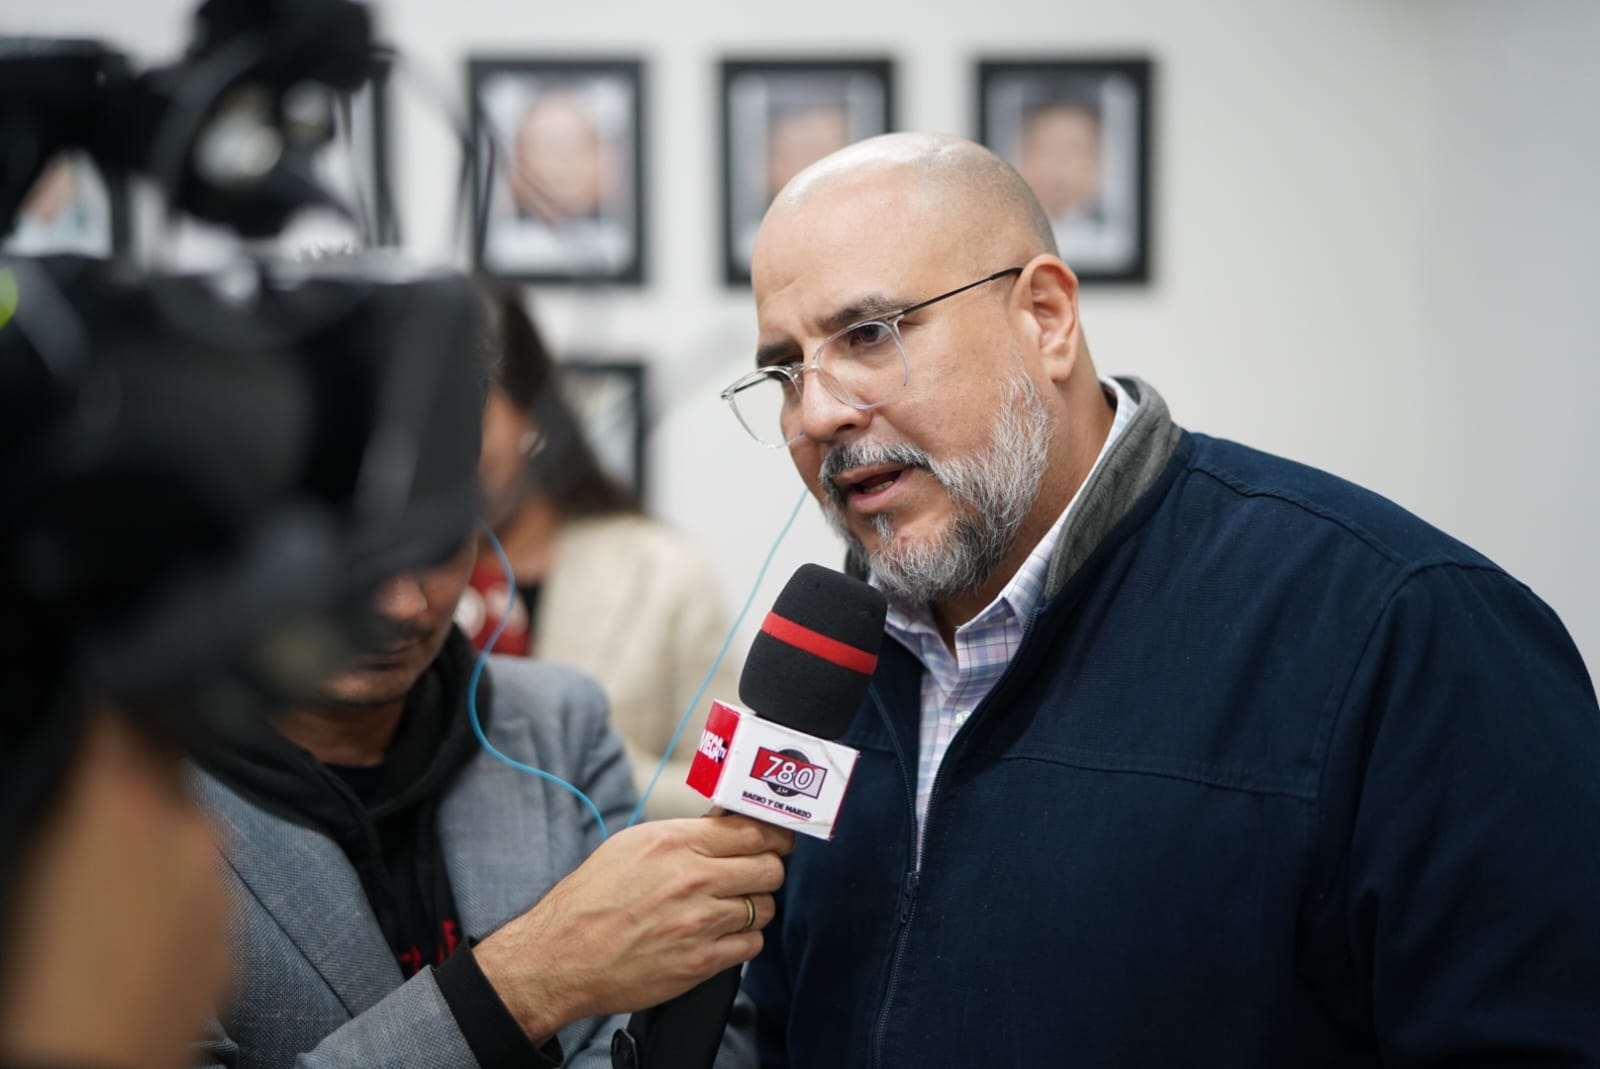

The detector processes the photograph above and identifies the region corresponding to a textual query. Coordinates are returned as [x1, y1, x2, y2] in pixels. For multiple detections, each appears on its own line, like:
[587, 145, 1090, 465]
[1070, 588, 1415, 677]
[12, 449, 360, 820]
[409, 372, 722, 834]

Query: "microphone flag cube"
[686, 700, 859, 840]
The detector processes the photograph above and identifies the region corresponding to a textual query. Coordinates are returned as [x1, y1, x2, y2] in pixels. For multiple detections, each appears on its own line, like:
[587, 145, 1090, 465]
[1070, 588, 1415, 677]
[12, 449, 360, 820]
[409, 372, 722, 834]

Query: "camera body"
[1, 0, 484, 881]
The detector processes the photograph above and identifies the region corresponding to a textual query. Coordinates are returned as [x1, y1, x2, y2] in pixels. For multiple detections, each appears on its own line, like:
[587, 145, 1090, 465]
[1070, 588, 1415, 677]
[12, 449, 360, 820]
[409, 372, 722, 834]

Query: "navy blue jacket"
[745, 382, 1600, 1067]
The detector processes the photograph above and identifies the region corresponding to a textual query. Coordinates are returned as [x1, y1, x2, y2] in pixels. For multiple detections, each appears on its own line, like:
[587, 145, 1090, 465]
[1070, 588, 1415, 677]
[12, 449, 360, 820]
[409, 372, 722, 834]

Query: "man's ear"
[1018, 256, 1081, 384]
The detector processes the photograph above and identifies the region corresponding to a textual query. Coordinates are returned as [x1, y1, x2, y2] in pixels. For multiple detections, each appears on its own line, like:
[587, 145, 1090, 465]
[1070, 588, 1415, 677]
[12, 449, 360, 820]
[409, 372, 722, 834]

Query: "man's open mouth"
[852, 469, 904, 496]
[831, 464, 912, 508]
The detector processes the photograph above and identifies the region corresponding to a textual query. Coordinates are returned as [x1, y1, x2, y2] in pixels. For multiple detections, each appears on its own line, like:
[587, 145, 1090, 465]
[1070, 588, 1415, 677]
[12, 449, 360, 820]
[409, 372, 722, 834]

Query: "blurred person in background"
[460, 281, 737, 819]
[0, 710, 231, 1069]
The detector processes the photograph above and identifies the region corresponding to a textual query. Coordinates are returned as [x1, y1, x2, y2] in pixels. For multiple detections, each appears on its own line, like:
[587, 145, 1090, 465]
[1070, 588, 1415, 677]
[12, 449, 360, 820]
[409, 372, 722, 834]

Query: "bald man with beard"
[721, 133, 1600, 1067]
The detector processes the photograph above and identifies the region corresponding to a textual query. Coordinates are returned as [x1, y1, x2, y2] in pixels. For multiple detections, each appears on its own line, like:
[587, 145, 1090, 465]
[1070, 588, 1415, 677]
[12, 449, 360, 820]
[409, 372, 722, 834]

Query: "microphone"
[740, 562, 888, 738]
[610, 564, 886, 1069]
[683, 562, 886, 837]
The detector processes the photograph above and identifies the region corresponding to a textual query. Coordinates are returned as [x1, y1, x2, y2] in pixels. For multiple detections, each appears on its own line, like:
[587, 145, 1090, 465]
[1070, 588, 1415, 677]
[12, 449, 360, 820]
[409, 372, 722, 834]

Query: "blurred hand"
[0, 711, 231, 1069]
[473, 813, 794, 1044]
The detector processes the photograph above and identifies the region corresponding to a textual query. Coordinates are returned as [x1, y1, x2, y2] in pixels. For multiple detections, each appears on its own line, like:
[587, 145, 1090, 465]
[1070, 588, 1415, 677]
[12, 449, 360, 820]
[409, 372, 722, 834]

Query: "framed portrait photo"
[977, 58, 1153, 284]
[558, 359, 648, 500]
[720, 57, 895, 286]
[2, 150, 130, 258]
[469, 57, 645, 285]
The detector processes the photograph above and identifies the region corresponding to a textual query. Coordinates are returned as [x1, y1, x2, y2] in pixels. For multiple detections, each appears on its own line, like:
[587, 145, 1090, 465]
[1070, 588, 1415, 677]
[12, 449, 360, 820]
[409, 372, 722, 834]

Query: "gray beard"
[818, 372, 1053, 607]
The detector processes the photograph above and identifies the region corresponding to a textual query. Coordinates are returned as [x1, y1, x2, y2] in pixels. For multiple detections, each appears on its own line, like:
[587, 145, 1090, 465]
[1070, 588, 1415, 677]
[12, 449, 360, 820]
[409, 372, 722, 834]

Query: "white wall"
[14, 0, 1598, 672]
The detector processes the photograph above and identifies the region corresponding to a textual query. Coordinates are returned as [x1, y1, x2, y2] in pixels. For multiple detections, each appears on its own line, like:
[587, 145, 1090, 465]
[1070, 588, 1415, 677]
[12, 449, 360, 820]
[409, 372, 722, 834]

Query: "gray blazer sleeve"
[192, 969, 482, 1069]
[295, 971, 478, 1069]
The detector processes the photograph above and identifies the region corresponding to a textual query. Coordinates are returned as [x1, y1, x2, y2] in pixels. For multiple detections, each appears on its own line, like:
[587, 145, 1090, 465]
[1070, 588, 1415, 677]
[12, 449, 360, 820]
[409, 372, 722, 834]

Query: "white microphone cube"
[686, 700, 859, 840]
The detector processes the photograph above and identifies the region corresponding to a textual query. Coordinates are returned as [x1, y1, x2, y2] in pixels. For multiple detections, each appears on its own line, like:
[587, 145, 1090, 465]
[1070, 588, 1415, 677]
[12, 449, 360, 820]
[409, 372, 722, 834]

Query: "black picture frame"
[2, 150, 130, 258]
[720, 57, 895, 287]
[558, 359, 648, 501]
[977, 57, 1153, 284]
[469, 56, 646, 285]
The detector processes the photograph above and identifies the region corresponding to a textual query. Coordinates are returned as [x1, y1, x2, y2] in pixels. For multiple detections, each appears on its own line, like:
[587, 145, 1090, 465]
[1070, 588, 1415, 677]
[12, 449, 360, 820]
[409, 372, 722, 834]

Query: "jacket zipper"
[867, 604, 1050, 1067]
[868, 869, 920, 1066]
[868, 685, 922, 1069]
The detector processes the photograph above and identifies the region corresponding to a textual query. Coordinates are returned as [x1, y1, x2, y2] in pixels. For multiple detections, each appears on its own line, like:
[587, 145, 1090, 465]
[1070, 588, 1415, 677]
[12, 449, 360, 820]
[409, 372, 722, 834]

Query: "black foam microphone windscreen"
[738, 563, 887, 739]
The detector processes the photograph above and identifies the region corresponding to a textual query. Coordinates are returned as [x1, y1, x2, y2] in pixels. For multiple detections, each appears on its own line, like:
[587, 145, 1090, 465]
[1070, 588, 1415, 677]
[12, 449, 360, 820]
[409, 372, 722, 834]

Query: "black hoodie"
[198, 626, 487, 975]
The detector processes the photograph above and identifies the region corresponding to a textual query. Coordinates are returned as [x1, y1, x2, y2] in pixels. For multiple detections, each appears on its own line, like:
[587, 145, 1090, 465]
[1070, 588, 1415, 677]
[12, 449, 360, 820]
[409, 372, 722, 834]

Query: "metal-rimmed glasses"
[719, 266, 1024, 448]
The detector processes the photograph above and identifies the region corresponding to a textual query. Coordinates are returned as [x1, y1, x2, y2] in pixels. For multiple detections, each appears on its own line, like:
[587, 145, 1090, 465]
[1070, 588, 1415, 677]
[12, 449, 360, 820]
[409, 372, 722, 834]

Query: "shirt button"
[953, 709, 971, 728]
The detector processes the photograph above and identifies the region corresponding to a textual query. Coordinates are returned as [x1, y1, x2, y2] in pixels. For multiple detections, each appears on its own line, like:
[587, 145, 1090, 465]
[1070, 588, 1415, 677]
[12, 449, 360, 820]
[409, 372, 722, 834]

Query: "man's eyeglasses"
[720, 266, 1024, 448]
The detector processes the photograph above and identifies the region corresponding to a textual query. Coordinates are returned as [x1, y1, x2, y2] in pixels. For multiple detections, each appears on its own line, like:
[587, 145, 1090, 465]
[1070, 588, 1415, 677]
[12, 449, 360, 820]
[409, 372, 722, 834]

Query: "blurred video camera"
[1, 0, 483, 875]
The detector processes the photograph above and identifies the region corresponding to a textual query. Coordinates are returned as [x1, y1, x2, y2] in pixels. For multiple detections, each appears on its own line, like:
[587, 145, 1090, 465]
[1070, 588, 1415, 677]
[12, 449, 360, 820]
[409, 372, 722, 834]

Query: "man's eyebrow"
[754, 293, 910, 367]
[817, 294, 905, 334]
[755, 340, 800, 369]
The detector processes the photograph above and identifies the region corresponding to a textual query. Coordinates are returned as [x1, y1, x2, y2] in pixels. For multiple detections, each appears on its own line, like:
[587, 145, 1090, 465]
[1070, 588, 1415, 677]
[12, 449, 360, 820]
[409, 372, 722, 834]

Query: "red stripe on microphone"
[760, 612, 879, 675]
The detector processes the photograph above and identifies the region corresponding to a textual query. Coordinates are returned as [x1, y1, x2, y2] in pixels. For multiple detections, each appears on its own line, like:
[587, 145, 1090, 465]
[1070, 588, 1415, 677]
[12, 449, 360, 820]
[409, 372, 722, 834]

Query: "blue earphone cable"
[468, 521, 611, 840]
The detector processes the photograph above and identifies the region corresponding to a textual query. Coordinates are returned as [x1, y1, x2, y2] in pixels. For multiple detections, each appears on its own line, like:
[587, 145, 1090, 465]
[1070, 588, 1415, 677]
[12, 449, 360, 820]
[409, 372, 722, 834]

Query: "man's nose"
[793, 372, 872, 445]
[372, 573, 428, 622]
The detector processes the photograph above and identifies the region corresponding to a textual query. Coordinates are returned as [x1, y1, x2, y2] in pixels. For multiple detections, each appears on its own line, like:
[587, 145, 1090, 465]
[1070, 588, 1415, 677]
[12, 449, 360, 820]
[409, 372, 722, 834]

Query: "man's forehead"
[753, 241, 917, 346]
[753, 177, 938, 320]
[759, 272, 908, 326]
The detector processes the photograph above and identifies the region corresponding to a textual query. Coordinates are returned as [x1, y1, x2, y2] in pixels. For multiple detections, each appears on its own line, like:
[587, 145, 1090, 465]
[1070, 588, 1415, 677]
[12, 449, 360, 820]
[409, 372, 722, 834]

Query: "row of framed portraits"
[4, 55, 1154, 288]
[471, 55, 1153, 286]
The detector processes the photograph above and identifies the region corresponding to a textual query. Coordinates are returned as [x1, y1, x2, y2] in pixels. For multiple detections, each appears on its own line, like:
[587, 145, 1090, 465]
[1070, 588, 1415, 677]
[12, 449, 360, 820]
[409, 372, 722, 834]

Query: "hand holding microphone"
[473, 814, 793, 1046]
[612, 564, 887, 1068]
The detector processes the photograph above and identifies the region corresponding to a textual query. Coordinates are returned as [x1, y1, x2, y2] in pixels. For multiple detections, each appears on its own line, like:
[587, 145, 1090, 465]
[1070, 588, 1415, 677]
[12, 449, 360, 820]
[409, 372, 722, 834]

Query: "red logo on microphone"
[697, 728, 729, 763]
[751, 747, 828, 800]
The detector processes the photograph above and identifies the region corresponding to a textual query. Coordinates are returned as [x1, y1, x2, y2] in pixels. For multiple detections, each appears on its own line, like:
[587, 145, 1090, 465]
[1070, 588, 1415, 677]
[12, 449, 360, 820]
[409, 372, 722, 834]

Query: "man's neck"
[273, 701, 405, 767]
